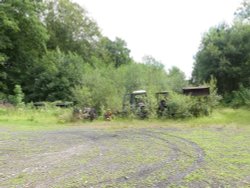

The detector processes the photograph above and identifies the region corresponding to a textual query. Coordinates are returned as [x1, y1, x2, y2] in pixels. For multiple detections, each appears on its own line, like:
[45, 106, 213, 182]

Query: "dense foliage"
[71, 59, 187, 113]
[159, 78, 221, 119]
[192, 0, 250, 106]
[0, 0, 187, 112]
[0, 0, 48, 98]
[1, 0, 249, 117]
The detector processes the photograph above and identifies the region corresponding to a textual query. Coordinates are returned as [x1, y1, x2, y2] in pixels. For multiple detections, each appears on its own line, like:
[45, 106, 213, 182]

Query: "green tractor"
[156, 91, 169, 117]
[122, 90, 149, 118]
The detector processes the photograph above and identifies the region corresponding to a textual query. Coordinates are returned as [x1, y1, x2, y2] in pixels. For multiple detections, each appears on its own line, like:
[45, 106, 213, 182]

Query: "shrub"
[189, 97, 210, 117]
[163, 93, 193, 118]
[160, 80, 221, 119]
[71, 86, 93, 107]
[206, 76, 222, 110]
[0, 92, 7, 101]
[231, 85, 250, 108]
[8, 85, 25, 107]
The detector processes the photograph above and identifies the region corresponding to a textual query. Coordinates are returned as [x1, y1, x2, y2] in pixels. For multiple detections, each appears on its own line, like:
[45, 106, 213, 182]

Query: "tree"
[192, 23, 250, 94]
[235, 0, 250, 23]
[0, 1, 20, 93]
[142, 55, 164, 69]
[44, 0, 101, 62]
[29, 49, 85, 101]
[167, 66, 187, 93]
[97, 37, 132, 67]
[0, 0, 48, 98]
[9, 84, 25, 106]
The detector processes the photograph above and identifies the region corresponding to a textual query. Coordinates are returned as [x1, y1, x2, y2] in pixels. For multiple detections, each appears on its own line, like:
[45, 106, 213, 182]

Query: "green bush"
[30, 49, 85, 101]
[163, 93, 193, 118]
[0, 92, 7, 101]
[70, 60, 188, 117]
[189, 97, 210, 117]
[206, 77, 222, 110]
[160, 80, 221, 119]
[8, 85, 25, 107]
[162, 94, 212, 119]
[231, 85, 250, 108]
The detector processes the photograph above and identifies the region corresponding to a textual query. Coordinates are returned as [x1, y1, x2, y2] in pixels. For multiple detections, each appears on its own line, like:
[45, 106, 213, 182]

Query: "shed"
[182, 86, 210, 96]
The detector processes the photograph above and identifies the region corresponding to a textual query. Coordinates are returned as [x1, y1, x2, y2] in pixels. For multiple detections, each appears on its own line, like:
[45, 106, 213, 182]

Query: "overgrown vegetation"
[0, 0, 188, 113]
[0, 0, 250, 117]
[1, 1, 250, 187]
[0, 104, 71, 130]
[230, 85, 250, 108]
[1, 106, 249, 130]
[8, 85, 25, 107]
[192, 0, 250, 105]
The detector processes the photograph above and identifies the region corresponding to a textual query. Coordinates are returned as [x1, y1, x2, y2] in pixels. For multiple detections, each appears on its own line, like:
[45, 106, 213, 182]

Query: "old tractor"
[72, 107, 97, 121]
[122, 90, 149, 118]
[156, 91, 169, 117]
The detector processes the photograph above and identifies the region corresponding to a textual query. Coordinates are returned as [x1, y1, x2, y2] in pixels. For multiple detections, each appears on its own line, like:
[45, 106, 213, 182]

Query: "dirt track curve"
[1, 127, 207, 187]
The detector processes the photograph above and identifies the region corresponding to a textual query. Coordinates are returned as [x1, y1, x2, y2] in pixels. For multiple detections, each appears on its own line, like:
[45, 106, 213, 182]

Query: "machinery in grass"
[70, 86, 211, 121]
[73, 107, 97, 121]
[156, 87, 210, 117]
[122, 90, 149, 118]
[104, 109, 113, 121]
[156, 91, 169, 117]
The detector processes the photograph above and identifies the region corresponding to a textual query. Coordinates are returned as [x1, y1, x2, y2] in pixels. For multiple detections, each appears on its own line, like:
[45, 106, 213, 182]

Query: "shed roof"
[132, 90, 146, 94]
[182, 86, 209, 90]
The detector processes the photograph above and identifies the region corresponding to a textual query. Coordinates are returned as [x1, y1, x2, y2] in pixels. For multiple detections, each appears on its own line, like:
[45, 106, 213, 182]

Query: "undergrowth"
[0, 106, 249, 130]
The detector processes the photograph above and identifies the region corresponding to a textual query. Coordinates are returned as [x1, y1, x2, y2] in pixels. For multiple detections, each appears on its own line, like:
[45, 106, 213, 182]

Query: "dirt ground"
[0, 126, 249, 187]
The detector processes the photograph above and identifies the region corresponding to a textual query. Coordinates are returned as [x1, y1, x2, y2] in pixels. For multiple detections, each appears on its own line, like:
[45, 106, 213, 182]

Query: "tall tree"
[192, 23, 250, 94]
[0, 0, 48, 97]
[167, 66, 187, 93]
[97, 37, 132, 67]
[235, 0, 250, 23]
[142, 55, 164, 69]
[44, 0, 100, 62]
[30, 49, 85, 101]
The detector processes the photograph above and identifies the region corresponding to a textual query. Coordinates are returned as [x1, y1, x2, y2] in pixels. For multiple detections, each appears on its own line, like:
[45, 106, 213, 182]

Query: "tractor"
[122, 90, 149, 118]
[156, 91, 169, 117]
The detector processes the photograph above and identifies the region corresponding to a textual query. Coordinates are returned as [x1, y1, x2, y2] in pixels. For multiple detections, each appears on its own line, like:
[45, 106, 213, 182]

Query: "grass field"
[0, 107, 250, 187]
[0, 106, 250, 129]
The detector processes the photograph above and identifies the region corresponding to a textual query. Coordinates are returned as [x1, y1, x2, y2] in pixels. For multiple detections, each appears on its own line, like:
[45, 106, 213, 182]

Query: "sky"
[73, 0, 242, 78]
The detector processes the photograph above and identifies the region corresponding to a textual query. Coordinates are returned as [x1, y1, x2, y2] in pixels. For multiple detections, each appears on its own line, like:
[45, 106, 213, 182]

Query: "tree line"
[0, 0, 186, 112]
[192, 0, 250, 106]
[1, 0, 249, 109]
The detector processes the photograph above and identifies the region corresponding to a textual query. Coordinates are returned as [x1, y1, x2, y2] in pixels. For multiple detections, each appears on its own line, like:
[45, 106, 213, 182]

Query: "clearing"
[1, 122, 250, 187]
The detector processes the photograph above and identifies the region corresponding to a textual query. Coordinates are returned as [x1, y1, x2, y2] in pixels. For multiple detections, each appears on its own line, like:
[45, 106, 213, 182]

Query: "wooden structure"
[182, 86, 210, 96]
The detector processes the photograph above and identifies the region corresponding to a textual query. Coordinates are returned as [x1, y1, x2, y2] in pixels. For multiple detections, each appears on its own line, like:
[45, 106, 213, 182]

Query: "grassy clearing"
[0, 107, 71, 130]
[0, 107, 249, 130]
[171, 127, 250, 187]
[0, 107, 250, 187]
[184, 107, 250, 126]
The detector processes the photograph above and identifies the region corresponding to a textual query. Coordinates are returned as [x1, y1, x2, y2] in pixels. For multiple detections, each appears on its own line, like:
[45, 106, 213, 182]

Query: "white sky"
[74, 0, 242, 78]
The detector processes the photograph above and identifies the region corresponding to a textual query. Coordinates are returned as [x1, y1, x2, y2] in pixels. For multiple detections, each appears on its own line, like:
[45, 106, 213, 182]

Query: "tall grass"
[185, 107, 250, 126]
[0, 106, 249, 130]
[0, 106, 72, 130]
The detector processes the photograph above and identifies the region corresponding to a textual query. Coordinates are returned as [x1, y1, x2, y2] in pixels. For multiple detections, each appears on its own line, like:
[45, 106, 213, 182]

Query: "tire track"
[86, 129, 205, 187]
[0, 128, 205, 187]
[89, 131, 180, 187]
[147, 129, 205, 187]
